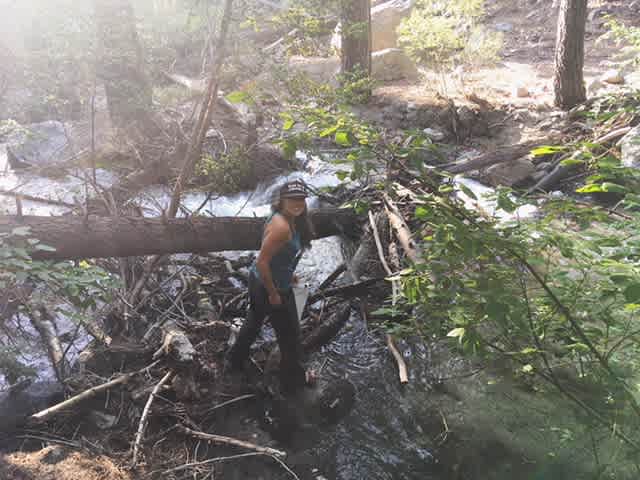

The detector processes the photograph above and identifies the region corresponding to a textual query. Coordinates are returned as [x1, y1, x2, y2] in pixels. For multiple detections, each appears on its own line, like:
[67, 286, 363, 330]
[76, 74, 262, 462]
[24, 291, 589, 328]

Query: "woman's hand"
[268, 291, 283, 306]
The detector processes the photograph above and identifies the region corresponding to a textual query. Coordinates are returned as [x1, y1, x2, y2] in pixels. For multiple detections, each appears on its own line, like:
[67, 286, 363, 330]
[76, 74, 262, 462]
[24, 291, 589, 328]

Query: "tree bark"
[94, 0, 154, 132]
[0, 209, 358, 261]
[553, 0, 588, 109]
[340, 0, 372, 76]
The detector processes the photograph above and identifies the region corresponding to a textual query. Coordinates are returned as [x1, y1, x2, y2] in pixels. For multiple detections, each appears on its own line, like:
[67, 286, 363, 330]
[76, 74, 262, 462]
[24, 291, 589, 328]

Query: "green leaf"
[319, 125, 338, 138]
[601, 182, 627, 194]
[530, 145, 566, 157]
[457, 182, 478, 200]
[414, 206, 429, 220]
[610, 275, 631, 285]
[624, 283, 640, 303]
[225, 90, 250, 104]
[576, 184, 605, 193]
[560, 158, 585, 167]
[334, 131, 351, 146]
[336, 170, 350, 181]
[283, 118, 295, 131]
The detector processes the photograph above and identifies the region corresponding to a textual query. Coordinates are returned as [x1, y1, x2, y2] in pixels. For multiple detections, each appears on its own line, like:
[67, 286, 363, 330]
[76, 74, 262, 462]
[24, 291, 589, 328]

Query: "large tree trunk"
[0, 209, 358, 261]
[340, 0, 372, 77]
[94, 0, 154, 132]
[553, 0, 587, 109]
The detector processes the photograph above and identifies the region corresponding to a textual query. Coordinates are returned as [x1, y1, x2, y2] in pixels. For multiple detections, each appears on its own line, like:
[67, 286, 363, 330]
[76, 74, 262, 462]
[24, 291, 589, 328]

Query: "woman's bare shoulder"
[265, 213, 291, 238]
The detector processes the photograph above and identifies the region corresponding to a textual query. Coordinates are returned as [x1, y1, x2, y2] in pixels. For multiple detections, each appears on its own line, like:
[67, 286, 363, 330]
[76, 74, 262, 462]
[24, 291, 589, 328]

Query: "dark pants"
[229, 273, 306, 395]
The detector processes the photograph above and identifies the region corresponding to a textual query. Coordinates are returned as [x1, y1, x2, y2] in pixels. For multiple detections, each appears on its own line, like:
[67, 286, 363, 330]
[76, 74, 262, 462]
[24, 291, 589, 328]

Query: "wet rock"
[602, 69, 625, 85]
[619, 125, 640, 169]
[88, 410, 118, 430]
[288, 56, 340, 85]
[0, 380, 64, 431]
[485, 157, 536, 187]
[456, 106, 489, 139]
[422, 128, 446, 142]
[5, 121, 70, 169]
[332, 0, 415, 52]
[372, 48, 419, 82]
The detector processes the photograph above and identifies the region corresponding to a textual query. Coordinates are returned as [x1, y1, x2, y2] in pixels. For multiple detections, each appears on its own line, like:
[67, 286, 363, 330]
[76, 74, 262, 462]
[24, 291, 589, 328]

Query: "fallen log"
[439, 142, 541, 175]
[0, 208, 358, 261]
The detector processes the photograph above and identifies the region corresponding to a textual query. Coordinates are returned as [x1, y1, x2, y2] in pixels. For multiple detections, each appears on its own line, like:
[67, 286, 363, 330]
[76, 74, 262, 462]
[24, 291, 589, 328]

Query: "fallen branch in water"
[368, 211, 409, 384]
[179, 426, 286, 457]
[132, 370, 174, 466]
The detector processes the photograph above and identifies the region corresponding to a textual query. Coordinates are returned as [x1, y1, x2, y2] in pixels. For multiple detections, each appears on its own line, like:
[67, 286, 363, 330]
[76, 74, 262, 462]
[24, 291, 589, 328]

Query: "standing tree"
[94, 0, 154, 132]
[553, 0, 588, 109]
[340, 0, 372, 79]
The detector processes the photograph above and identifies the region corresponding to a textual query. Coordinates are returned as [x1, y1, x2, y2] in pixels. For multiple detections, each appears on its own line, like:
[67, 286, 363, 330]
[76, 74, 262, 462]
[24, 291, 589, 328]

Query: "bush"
[397, 0, 502, 71]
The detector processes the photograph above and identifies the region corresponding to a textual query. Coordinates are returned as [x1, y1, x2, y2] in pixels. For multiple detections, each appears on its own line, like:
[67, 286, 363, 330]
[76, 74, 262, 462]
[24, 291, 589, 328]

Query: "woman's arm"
[256, 215, 291, 305]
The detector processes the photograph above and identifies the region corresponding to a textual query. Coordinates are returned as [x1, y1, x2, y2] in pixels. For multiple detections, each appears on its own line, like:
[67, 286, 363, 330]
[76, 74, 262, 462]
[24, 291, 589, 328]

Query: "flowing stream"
[1, 147, 590, 480]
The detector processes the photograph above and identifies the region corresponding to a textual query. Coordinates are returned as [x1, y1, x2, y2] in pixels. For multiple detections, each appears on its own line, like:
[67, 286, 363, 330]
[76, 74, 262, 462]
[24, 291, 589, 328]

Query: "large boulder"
[5, 121, 70, 169]
[288, 49, 418, 85]
[287, 56, 341, 85]
[619, 125, 640, 169]
[332, 0, 415, 52]
[372, 48, 419, 81]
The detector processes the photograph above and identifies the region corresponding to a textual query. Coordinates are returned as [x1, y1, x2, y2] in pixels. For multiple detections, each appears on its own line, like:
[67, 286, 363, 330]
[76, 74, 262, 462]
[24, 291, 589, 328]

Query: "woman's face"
[281, 197, 307, 217]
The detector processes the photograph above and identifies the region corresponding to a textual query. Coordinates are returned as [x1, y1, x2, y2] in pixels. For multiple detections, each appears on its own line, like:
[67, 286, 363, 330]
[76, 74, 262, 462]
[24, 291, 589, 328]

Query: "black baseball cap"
[279, 179, 309, 199]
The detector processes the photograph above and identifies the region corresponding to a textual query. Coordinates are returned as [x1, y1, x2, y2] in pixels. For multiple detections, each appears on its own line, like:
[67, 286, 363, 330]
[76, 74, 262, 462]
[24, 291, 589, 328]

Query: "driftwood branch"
[386, 334, 409, 384]
[180, 426, 286, 457]
[31, 360, 161, 422]
[132, 370, 174, 466]
[382, 193, 420, 263]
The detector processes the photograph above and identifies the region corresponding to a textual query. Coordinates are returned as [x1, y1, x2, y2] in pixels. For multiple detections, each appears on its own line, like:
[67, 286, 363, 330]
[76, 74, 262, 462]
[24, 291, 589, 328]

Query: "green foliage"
[398, 0, 502, 70]
[197, 148, 254, 195]
[0, 227, 120, 332]
[268, 7, 336, 57]
[602, 16, 640, 62]
[279, 80, 640, 462]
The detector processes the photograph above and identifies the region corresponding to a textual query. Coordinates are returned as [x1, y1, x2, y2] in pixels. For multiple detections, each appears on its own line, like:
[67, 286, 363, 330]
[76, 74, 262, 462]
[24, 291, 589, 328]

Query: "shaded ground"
[0, 446, 132, 480]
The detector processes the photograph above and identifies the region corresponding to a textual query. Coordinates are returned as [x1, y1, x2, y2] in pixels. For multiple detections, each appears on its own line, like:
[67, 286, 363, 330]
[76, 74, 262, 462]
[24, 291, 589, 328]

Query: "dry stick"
[132, 370, 174, 466]
[382, 193, 420, 263]
[368, 211, 409, 384]
[595, 126, 632, 144]
[31, 360, 161, 422]
[180, 426, 286, 457]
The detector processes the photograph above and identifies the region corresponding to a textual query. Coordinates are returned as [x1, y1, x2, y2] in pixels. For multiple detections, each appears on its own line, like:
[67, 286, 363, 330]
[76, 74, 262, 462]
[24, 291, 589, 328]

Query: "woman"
[227, 179, 315, 395]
